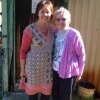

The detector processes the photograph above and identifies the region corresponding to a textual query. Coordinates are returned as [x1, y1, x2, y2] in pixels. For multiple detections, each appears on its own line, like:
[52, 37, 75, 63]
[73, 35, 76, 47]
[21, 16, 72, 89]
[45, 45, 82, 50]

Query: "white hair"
[54, 7, 71, 23]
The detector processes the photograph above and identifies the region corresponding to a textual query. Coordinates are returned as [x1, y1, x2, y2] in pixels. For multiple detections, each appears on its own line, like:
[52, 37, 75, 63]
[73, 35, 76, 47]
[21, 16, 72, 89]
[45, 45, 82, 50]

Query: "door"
[15, 0, 31, 90]
[2, 0, 15, 96]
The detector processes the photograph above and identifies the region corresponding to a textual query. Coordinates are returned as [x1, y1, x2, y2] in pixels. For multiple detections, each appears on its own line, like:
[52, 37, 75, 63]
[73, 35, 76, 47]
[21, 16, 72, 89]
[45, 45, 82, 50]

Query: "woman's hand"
[76, 76, 81, 83]
[20, 70, 26, 78]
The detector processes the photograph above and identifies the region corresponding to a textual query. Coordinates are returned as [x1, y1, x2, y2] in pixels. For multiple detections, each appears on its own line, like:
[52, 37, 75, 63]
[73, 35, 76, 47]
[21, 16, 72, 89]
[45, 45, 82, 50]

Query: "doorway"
[15, 0, 31, 82]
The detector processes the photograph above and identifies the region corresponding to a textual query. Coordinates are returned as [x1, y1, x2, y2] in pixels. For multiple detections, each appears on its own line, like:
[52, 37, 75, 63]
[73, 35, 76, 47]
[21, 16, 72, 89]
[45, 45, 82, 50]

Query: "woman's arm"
[74, 31, 86, 79]
[20, 59, 26, 78]
[20, 28, 32, 78]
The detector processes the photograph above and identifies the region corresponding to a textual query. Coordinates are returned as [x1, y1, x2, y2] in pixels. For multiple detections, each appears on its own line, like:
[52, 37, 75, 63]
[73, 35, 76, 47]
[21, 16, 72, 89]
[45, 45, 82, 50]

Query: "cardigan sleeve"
[74, 31, 86, 77]
[20, 27, 32, 60]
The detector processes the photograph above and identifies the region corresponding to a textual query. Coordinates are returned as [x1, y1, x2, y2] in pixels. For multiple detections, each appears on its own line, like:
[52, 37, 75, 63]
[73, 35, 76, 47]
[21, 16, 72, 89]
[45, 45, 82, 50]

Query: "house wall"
[69, 0, 100, 92]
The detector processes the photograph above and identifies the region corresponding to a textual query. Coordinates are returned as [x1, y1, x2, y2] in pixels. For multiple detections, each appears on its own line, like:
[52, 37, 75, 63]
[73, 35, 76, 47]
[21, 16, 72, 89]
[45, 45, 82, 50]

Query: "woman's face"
[55, 13, 69, 30]
[38, 5, 52, 23]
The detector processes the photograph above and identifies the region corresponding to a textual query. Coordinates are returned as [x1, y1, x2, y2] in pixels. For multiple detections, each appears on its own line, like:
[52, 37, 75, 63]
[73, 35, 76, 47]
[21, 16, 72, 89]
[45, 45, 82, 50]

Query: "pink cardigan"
[57, 27, 86, 79]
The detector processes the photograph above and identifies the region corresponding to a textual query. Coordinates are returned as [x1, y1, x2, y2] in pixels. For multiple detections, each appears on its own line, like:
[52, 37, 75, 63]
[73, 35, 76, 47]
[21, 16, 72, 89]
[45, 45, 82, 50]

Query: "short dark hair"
[34, 0, 53, 22]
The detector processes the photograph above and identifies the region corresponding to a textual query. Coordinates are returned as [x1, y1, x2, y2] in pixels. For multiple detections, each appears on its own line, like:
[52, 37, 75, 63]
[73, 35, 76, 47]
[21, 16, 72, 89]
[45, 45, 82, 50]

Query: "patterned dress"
[20, 23, 54, 95]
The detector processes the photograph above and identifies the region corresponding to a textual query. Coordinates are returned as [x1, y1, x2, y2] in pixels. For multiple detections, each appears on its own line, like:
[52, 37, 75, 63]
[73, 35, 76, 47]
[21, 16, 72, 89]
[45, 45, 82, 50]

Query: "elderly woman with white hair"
[52, 7, 86, 100]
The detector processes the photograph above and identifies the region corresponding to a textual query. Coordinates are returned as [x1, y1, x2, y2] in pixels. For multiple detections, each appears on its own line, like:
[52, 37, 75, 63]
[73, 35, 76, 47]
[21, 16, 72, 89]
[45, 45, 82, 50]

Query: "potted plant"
[78, 81, 95, 99]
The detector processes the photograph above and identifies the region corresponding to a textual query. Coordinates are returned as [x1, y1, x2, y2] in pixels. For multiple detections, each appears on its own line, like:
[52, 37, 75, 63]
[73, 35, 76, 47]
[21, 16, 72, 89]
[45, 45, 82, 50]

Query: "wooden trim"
[2, 0, 9, 96]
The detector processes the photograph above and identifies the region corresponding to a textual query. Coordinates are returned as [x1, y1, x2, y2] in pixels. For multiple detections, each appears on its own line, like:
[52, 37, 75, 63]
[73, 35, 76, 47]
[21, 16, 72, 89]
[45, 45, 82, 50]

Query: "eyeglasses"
[56, 18, 66, 22]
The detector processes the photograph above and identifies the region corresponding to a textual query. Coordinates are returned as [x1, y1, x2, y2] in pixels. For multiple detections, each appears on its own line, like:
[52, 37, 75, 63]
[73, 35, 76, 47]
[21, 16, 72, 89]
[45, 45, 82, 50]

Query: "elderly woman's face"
[38, 5, 52, 22]
[55, 13, 69, 30]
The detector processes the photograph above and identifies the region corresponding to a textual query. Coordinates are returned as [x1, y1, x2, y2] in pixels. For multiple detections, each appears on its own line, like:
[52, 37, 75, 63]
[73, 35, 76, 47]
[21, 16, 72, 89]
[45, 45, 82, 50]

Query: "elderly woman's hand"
[76, 76, 81, 83]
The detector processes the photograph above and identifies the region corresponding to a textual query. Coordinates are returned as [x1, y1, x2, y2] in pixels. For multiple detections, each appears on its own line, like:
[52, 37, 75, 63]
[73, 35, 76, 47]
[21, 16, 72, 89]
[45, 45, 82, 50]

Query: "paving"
[1, 91, 100, 100]
[2, 92, 82, 100]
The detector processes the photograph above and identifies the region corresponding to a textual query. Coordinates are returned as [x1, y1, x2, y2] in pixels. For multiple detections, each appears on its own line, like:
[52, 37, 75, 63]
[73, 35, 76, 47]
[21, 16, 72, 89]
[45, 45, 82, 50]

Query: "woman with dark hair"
[19, 0, 54, 100]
